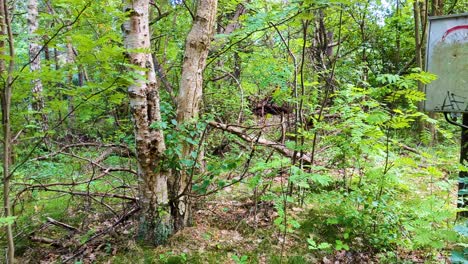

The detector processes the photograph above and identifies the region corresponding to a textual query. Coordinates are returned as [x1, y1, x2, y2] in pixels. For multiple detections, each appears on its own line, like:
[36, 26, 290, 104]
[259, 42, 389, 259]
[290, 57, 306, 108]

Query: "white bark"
[174, 0, 217, 230]
[123, 0, 170, 244]
[176, 0, 218, 121]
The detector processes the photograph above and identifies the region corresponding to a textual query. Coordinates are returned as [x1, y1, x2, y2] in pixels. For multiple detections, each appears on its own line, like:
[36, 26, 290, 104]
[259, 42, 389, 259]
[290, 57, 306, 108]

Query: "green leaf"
[366, 111, 390, 124]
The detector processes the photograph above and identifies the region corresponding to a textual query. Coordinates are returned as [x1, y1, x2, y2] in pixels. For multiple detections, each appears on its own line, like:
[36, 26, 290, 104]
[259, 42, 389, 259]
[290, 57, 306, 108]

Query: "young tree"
[1, 0, 15, 262]
[174, 0, 218, 231]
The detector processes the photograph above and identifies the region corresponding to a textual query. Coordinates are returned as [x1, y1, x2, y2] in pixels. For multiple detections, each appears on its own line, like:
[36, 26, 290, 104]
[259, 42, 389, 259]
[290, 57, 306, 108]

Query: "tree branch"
[209, 121, 312, 163]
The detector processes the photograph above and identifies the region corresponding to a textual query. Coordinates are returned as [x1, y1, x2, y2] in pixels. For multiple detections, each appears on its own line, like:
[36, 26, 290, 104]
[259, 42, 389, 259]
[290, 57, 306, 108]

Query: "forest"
[0, 0, 467, 263]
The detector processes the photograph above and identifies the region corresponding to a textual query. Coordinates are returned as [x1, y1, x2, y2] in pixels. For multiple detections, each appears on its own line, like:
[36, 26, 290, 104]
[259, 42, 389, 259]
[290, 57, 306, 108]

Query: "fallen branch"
[63, 206, 140, 263]
[30, 236, 62, 247]
[32, 142, 134, 161]
[397, 143, 420, 155]
[46, 217, 80, 232]
[209, 121, 312, 163]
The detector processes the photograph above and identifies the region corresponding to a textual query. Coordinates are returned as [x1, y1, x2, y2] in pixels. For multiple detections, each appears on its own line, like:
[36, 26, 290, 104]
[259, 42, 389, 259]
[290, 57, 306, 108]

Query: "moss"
[137, 215, 173, 246]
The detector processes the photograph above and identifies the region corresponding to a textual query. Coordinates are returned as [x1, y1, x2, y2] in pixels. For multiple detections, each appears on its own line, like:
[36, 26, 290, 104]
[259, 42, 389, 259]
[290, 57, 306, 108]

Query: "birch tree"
[173, 0, 218, 230]
[123, 0, 217, 243]
[123, 0, 171, 245]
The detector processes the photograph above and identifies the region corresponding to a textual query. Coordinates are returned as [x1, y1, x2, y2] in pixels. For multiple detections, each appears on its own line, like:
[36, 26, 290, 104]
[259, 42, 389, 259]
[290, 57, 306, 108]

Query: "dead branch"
[16, 167, 133, 189]
[30, 236, 62, 247]
[63, 206, 140, 263]
[32, 143, 134, 161]
[60, 151, 137, 176]
[33, 187, 138, 201]
[209, 121, 312, 163]
[46, 217, 79, 232]
[397, 143, 420, 155]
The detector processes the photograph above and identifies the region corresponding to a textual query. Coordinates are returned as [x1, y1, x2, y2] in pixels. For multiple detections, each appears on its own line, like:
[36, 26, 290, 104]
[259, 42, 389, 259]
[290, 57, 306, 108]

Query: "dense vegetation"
[0, 0, 467, 263]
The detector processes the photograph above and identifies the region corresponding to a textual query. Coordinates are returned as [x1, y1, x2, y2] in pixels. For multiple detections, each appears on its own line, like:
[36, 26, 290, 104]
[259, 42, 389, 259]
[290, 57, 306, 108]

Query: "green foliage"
[0, 216, 16, 227]
[307, 237, 331, 251]
[2, 0, 466, 262]
[231, 254, 248, 264]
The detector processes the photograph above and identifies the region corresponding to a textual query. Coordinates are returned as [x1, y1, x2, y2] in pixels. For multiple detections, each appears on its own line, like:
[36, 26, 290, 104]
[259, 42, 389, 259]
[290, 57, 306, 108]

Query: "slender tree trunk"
[414, 0, 423, 111]
[66, 37, 76, 135]
[27, 0, 49, 136]
[395, 0, 401, 69]
[415, 0, 438, 142]
[173, 0, 217, 231]
[123, 0, 172, 245]
[1, 0, 15, 262]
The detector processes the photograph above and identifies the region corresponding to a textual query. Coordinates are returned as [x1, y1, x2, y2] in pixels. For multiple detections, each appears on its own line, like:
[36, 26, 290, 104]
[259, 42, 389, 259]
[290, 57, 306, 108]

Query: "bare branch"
[209, 121, 312, 163]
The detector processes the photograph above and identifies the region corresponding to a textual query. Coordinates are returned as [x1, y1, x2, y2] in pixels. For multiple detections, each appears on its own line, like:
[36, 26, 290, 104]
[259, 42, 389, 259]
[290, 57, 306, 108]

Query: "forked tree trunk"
[123, 0, 171, 245]
[27, 0, 49, 134]
[173, 0, 217, 231]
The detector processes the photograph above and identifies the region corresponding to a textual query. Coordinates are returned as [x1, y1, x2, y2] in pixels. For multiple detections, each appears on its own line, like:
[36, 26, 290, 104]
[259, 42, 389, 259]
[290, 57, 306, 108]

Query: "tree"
[1, 0, 15, 262]
[123, 0, 171, 245]
[123, 0, 218, 243]
[173, 0, 218, 231]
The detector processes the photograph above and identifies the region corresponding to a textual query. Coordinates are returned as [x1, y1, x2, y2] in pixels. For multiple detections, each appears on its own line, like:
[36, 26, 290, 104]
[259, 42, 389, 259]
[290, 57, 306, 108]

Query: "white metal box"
[425, 13, 468, 112]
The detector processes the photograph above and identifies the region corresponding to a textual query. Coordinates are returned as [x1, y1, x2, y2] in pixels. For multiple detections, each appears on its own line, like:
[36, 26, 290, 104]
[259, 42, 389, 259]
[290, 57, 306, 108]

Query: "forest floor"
[17, 173, 458, 264]
[6, 139, 466, 263]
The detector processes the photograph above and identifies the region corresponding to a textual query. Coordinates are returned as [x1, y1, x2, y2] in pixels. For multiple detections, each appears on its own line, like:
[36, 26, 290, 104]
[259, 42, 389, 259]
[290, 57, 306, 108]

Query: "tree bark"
[173, 0, 217, 231]
[123, 0, 171, 245]
[414, 0, 423, 111]
[27, 0, 49, 135]
[1, 0, 15, 262]
[65, 35, 76, 135]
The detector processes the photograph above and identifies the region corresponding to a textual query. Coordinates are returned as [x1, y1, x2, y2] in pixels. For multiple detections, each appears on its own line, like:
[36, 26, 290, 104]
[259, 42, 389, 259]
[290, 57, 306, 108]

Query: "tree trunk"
[1, 0, 15, 262]
[414, 0, 423, 111]
[28, 0, 49, 137]
[66, 37, 76, 135]
[123, 0, 171, 245]
[173, 0, 217, 231]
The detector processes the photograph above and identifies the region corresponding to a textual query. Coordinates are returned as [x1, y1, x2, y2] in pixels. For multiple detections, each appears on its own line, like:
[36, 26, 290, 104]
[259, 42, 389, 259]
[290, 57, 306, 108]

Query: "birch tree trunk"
[173, 0, 217, 231]
[28, 0, 49, 136]
[123, 0, 171, 245]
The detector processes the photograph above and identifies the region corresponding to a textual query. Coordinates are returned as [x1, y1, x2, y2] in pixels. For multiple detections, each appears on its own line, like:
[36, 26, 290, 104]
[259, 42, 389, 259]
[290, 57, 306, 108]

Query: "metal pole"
[459, 114, 468, 217]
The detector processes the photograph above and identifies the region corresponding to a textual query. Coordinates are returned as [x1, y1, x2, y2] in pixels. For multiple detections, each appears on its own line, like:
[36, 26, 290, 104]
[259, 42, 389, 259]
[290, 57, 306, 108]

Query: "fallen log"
[208, 121, 312, 163]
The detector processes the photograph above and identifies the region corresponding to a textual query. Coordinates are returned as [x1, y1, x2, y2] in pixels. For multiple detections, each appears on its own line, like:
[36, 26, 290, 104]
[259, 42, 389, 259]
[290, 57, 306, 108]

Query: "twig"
[32, 142, 134, 161]
[63, 206, 140, 263]
[34, 187, 138, 201]
[189, 130, 262, 198]
[207, 8, 309, 67]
